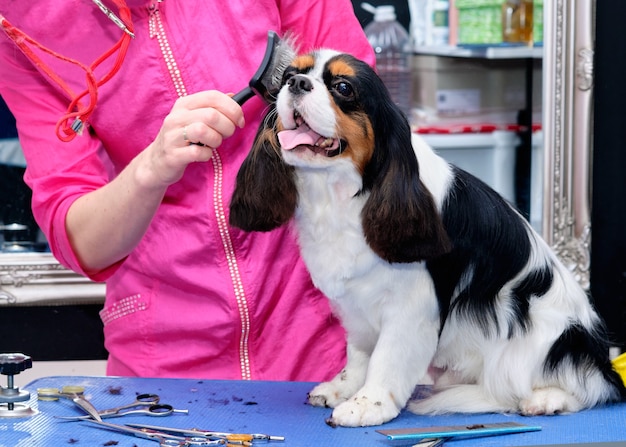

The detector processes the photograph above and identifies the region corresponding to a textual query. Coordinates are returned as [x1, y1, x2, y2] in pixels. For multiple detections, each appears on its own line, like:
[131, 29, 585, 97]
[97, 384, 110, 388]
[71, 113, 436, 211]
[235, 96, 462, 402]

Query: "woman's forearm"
[65, 149, 168, 274]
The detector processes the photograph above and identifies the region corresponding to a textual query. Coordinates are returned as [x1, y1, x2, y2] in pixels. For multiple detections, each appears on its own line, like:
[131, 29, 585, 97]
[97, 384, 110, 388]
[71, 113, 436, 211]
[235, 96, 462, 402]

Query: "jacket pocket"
[99, 293, 149, 326]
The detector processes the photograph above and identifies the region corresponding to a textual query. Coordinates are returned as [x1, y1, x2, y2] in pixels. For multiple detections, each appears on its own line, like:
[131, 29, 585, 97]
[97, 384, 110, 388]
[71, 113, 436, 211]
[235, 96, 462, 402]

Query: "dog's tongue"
[278, 123, 323, 150]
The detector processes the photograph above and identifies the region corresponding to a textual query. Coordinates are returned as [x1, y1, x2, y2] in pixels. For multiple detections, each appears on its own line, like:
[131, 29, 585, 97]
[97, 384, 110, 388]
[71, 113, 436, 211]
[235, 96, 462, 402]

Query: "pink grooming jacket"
[0, 0, 375, 380]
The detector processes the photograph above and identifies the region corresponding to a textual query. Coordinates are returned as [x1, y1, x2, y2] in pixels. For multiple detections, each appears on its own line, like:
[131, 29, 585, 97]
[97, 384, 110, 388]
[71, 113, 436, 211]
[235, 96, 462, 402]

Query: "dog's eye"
[282, 68, 297, 86]
[333, 81, 354, 98]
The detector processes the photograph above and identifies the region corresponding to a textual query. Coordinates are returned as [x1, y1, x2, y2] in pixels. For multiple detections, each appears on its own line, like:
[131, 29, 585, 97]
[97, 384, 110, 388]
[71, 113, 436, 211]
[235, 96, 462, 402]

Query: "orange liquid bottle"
[502, 0, 534, 45]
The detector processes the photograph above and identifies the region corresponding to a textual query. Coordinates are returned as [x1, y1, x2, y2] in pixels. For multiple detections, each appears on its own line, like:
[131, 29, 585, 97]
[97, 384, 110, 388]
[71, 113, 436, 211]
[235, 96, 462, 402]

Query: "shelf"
[414, 44, 543, 60]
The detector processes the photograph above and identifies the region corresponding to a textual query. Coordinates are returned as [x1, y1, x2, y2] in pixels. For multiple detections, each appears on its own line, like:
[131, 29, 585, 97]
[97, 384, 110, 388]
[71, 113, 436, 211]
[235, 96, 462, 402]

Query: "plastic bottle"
[362, 3, 413, 120]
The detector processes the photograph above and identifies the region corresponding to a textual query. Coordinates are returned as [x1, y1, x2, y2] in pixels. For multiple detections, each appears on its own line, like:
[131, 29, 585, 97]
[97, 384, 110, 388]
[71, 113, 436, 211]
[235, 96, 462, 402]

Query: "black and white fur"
[229, 48, 626, 427]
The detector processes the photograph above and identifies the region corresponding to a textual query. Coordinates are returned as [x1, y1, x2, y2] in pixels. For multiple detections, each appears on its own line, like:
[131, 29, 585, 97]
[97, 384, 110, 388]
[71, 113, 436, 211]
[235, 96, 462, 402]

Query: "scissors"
[127, 423, 285, 444]
[37, 386, 102, 421]
[85, 419, 225, 446]
[59, 393, 189, 420]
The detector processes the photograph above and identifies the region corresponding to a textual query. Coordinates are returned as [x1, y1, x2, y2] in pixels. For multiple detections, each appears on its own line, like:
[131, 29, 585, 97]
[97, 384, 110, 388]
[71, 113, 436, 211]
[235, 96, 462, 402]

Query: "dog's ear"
[229, 109, 297, 232]
[361, 98, 452, 263]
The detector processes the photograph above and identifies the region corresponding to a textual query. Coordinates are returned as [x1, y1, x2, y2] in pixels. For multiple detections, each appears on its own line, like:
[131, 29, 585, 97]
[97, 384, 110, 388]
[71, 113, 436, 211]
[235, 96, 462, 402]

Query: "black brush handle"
[232, 86, 254, 105]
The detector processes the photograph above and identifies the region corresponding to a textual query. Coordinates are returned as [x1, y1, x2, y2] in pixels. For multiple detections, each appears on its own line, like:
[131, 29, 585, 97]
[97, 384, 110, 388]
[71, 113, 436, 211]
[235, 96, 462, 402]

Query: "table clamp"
[0, 352, 36, 418]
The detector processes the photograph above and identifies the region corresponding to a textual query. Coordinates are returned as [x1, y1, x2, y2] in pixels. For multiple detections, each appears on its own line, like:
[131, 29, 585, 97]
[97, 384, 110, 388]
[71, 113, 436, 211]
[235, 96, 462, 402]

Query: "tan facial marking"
[292, 54, 315, 71]
[333, 104, 375, 173]
[327, 59, 357, 78]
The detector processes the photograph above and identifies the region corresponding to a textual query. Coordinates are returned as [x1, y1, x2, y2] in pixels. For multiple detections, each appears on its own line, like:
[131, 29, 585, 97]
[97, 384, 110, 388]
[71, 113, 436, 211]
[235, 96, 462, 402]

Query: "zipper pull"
[148, 0, 162, 38]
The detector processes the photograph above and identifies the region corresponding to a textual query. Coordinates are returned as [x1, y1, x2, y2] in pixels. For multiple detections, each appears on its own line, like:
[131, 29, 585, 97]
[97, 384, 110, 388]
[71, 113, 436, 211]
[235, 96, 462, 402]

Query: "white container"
[408, 0, 450, 46]
[420, 130, 519, 204]
[431, 0, 450, 45]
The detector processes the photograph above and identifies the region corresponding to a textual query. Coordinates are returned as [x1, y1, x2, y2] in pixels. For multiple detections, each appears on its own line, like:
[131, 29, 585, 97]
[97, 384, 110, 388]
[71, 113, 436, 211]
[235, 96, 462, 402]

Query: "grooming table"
[2, 376, 626, 446]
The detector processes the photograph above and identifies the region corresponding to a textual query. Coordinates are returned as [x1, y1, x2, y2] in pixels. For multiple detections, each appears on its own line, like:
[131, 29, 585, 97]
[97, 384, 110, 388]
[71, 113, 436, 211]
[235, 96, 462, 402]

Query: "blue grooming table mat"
[2, 376, 626, 446]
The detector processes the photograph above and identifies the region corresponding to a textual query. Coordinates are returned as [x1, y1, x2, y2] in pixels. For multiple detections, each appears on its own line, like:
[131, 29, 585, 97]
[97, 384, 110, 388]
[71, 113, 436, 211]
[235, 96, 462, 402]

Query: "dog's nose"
[288, 74, 313, 94]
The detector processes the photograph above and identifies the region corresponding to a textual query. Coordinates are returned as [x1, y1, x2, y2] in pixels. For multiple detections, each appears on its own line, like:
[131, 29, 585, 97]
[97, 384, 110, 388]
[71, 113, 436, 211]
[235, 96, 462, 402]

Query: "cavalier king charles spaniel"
[229, 48, 626, 427]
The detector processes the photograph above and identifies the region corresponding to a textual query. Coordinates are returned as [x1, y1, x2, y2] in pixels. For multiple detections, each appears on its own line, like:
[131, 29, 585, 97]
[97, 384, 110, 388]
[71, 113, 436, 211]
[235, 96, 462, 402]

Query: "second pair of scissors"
[61, 393, 188, 420]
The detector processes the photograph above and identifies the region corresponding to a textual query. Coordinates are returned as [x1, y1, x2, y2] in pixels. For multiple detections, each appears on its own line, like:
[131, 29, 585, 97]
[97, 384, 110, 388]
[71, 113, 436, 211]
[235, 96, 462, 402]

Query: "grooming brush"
[232, 30, 296, 105]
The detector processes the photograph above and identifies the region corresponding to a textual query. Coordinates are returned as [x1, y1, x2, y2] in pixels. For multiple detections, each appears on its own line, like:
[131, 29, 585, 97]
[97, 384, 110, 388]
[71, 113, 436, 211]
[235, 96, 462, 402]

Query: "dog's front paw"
[308, 381, 352, 408]
[325, 391, 401, 427]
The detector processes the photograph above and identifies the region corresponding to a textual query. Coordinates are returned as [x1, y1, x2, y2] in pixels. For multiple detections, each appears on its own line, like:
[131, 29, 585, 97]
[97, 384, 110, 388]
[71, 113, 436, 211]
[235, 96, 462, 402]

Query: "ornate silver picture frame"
[542, 0, 595, 289]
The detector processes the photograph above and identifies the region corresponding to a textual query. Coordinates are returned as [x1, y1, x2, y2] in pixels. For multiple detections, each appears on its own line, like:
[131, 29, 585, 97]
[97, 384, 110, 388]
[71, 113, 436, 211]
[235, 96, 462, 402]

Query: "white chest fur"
[291, 158, 438, 338]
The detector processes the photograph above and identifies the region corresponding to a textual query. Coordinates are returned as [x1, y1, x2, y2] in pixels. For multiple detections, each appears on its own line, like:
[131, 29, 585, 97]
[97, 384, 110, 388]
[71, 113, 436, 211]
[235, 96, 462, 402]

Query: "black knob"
[0, 354, 32, 376]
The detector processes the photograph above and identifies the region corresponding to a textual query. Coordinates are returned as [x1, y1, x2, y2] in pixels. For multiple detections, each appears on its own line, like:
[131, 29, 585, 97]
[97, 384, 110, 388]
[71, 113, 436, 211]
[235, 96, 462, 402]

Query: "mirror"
[0, 252, 104, 305]
[0, 0, 593, 305]
[540, 0, 594, 290]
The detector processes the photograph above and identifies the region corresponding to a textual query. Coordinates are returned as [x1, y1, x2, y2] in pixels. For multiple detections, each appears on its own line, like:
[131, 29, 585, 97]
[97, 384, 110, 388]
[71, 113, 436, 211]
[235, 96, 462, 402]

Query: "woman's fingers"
[168, 91, 245, 149]
[181, 108, 237, 148]
[174, 90, 245, 129]
[141, 90, 245, 188]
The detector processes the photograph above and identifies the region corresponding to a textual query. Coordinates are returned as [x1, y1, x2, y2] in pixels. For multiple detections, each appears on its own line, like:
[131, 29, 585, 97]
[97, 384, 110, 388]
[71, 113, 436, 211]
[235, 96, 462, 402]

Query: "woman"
[0, 0, 375, 379]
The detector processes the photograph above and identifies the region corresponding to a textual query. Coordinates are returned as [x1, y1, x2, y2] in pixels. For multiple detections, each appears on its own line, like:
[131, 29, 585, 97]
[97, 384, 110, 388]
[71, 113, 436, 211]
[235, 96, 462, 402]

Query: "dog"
[229, 48, 626, 427]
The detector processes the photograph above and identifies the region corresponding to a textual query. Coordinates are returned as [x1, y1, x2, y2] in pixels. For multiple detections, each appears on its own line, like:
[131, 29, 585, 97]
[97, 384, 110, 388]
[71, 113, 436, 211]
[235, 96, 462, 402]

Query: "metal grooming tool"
[411, 439, 447, 447]
[0, 353, 36, 418]
[85, 419, 225, 446]
[377, 421, 541, 443]
[37, 386, 102, 421]
[58, 393, 189, 420]
[232, 30, 296, 105]
[127, 422, 285, 444]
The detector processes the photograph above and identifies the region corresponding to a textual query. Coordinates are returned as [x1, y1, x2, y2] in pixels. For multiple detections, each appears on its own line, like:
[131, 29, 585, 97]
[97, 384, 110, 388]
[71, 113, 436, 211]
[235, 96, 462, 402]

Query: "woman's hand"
[66, 90, 245, 274]
[139, 90, 245, 188]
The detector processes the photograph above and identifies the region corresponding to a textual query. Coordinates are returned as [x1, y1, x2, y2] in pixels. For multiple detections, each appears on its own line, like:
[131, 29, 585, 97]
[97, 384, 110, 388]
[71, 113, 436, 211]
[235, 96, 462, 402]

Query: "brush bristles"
[268, 33, 298, 89]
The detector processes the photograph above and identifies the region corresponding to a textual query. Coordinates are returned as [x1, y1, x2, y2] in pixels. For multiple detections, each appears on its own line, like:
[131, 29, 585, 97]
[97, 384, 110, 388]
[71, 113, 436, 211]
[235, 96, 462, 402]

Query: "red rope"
[0, 1, 134, 142]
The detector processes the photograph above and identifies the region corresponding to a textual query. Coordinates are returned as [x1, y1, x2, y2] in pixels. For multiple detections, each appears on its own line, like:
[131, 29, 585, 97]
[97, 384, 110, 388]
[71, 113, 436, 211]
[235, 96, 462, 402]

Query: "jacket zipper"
[148, 1, 252, 380]
[148, 1, 186, 97]
[211, 151, 252, 380]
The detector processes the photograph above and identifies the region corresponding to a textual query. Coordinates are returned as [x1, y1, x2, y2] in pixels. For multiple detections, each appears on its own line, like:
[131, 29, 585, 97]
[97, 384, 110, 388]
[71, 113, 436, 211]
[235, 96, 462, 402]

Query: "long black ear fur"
[229, 110, 297, 232]
[357, 58, 452, 263]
